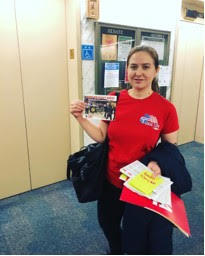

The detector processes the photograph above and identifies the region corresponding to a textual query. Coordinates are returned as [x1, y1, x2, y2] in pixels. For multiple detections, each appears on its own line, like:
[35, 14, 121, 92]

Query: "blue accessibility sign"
[81, 45, 94, 60]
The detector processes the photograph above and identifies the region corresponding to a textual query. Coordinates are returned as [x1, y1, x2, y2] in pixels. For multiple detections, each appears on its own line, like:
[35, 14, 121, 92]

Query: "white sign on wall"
[158, 66, 171, 87]
[141, 36, 165, 61]
[104, 63, 119, 88]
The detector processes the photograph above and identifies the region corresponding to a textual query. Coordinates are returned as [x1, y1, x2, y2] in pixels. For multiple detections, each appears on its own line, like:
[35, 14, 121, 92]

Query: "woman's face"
[127, 51, 159, 91]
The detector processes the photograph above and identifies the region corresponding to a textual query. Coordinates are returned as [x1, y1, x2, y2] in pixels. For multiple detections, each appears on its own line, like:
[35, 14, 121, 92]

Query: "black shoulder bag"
[67, 92, 120, 203]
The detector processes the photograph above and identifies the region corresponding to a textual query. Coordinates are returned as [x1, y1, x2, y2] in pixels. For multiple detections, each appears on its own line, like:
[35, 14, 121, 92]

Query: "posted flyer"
[104, 63, 119, 88]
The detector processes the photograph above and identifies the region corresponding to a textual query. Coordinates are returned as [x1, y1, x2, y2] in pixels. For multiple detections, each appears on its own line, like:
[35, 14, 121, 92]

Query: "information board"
[95, 23, 170, 97]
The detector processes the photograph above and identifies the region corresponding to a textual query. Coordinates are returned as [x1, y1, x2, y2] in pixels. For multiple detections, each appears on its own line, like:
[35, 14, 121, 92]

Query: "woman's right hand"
[70, 100, 85, 118]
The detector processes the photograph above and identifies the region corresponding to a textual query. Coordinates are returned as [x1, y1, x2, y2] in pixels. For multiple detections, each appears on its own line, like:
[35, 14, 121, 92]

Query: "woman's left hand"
[147, 161, 161, 177]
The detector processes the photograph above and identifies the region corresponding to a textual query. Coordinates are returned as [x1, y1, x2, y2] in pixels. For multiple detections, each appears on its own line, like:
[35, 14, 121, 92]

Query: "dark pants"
[97, 180, 125, 254]
[97, 180, 174, 255]
[122, 204, 173, 255]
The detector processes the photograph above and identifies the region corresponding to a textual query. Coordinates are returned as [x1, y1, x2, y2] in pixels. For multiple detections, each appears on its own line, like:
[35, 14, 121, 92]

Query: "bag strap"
[111, 91, 120, 121]
[67, 158, 71, 180]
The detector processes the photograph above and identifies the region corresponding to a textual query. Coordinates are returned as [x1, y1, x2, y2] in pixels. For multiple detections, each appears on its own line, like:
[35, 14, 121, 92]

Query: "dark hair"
[127, 45, 159, 92]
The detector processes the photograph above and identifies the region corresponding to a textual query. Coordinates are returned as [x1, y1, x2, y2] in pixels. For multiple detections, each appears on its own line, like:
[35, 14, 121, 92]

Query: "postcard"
[83, 94, 117, 120]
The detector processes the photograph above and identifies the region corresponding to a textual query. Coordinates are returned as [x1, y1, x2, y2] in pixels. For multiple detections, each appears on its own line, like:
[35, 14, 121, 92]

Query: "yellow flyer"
[128, 170, 163, 195]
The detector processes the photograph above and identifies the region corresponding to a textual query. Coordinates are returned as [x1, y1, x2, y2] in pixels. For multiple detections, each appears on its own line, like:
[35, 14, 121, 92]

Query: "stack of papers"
[120, 160, 173, 208]
[119, 160, 191, 237]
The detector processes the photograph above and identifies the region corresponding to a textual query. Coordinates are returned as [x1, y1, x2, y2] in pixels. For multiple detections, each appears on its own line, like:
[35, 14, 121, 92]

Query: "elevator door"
[15, 0, 70, 189]
[0, 0, 31, 199]
[0, 0, 71, 199]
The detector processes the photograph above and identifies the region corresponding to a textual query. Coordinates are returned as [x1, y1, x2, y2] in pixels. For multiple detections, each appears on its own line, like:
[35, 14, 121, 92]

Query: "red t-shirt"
[106, 89, 179, 189]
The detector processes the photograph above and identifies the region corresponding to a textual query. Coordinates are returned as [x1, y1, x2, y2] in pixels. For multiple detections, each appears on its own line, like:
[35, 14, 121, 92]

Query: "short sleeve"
[161, 102, 179, 134]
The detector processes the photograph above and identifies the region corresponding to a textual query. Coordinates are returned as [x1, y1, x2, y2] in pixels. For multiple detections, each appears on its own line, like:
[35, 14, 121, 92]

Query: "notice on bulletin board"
[118, 35, 133, 61]
[101, 34, 117, 61]
[158, 66, 171, 87]
[104, 63, 119, 88]
[141, 36, 165, 61]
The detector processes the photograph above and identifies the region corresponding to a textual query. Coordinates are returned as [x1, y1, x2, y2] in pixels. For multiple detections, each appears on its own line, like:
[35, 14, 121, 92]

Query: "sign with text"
[104, 63, 119, 88]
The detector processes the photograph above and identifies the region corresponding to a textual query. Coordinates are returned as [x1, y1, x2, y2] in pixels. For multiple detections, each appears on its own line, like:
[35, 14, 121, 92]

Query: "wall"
[171, 20, 204, 144]
[80, 0, 182, 145]
[195, 63, 204, 143]
[99, 0, 181, 31]
[66, 0, 84, 153]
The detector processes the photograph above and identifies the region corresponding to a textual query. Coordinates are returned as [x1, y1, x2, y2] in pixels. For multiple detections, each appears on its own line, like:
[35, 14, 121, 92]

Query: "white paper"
[158, 65, 171, 87]
[141, 36, 165, 61]
[120, 160, 173, 206]
[104, 63, 119, 88]
[118, 36, 133, 61]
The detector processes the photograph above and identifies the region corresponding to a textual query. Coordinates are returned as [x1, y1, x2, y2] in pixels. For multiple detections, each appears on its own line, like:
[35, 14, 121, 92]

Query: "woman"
[70, 45, 179, 254]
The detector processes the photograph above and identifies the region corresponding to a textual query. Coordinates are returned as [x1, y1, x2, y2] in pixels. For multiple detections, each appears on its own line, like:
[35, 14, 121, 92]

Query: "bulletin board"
[95, 23, 136, 95]
[94, 22, 171, 97]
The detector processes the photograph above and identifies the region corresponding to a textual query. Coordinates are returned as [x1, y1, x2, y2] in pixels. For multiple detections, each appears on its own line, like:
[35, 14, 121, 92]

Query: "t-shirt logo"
[139, 114, 160, 130]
